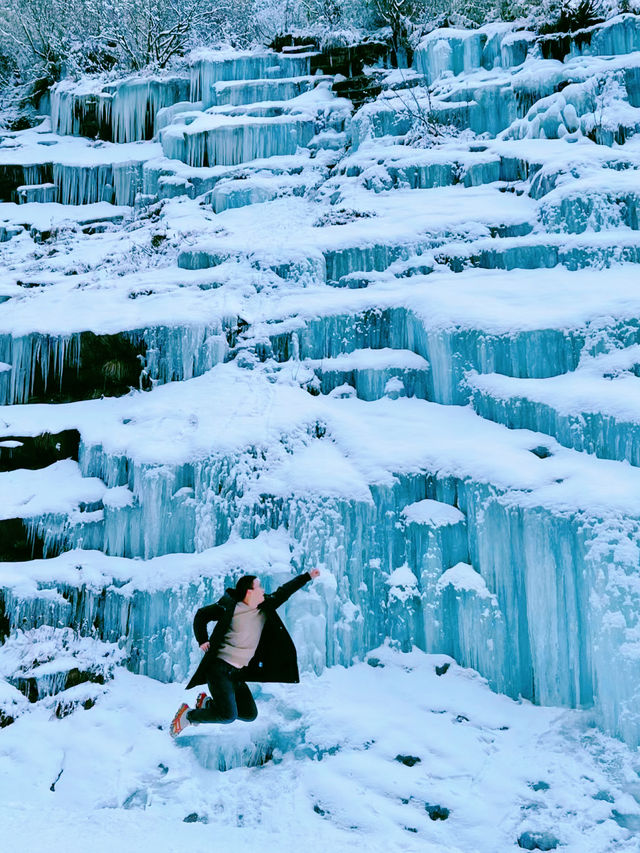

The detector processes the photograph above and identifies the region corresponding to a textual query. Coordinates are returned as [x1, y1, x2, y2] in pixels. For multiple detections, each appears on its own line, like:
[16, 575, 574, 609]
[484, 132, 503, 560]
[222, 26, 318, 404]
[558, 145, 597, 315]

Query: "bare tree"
[367, 0, 421, 64]
[0, 0, 257, 92]
[103, 0, 231, 70]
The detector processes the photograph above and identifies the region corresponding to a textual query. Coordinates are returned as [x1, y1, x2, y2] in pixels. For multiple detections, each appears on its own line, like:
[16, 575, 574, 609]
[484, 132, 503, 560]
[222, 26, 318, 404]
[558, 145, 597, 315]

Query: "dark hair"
[235, 574, 257, 601]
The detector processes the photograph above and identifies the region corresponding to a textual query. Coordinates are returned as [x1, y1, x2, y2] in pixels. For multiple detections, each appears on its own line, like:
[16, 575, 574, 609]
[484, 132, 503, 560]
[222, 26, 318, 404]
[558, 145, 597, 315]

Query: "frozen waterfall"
[2, 18, 640, 764]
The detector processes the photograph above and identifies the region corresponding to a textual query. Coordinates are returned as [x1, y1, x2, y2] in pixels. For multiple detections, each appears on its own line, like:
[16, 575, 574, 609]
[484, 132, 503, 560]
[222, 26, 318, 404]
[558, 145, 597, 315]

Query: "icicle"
[0, 333, 82, 405]
[51, 76, 189, 142]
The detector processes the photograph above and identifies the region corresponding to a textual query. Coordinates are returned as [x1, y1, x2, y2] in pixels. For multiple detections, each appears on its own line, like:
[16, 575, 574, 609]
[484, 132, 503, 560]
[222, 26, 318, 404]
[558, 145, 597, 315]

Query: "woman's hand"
[309, 568, 320, 579]
[200, 642, 210, 652]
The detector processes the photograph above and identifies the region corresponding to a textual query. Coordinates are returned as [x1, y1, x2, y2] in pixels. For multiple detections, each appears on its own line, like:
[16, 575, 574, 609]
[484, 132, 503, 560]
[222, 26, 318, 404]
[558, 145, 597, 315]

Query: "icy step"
[322, 226, 533, 286]
[257, 309, 415, 363]
[312, 241, 431, 284]
[538, 13, 640, 62]
[526, 153, 640, 202]
[0, 460, 106, 524]
[0, 460, 106, 559]
[0, 161, 53, 203]
[258, 302, 588, 406]
[0, 534, 297, 681]
[413, 22, 536, 85]
[0, 626, 124, 702]
[432, 231, 640, 274]
[160, 112, 316, 168]
[403, 17, 640, 129]
[0, 430, 79, 472]
[211, 75, 331, 107]
[469, 347, 640, 466]
[400, 39, 640, 140]
[337, 144, 512, 191]
[51, 75, 190, 142]
[4, 365, 640, 742]
[17, 183, 56, 204]
[142, 150, 318, 202]
[297, 348, 431, 400]
[351, 71, 561, 141]
[539, 171, 640, 233]
[159, 81, 351, 168]
[177, 186, 537, 281]
[251, 260, 640, 404]
[0, 131, 160, 204]
[17, 162, 146, 207]
[0, 201, 130, 243]
[0, 460, 475, 678]
[0, 322, 230, 405]
[31, 475, 197, 559]
[154, 100, 203, 135]
[190, 50, 312, 108]
[206, 170, 320, 213]
[178, 236, 436, 280]
[0, 330, 146, 405]
[51, 161, 144, 206]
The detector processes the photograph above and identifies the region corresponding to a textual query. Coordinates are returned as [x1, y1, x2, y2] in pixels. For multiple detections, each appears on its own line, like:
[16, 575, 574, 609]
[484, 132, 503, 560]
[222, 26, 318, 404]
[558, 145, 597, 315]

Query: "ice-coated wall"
[6, 456, 640, 746]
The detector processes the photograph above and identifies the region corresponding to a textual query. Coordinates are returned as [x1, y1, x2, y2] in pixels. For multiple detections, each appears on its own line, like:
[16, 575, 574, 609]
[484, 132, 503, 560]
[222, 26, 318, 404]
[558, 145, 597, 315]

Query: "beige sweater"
[217, 601, 266, 669]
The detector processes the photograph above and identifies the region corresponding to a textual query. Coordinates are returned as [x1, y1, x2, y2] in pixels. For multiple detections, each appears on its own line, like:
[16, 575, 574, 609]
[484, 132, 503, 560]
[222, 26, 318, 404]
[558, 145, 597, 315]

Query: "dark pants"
[186, 657, 258, 724]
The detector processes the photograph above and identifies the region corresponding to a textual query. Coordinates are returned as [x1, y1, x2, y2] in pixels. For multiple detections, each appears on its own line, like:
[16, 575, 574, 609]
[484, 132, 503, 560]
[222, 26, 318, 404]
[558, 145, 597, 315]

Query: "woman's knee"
[217, 708, 238, 724]
[238, 707, 258, 722]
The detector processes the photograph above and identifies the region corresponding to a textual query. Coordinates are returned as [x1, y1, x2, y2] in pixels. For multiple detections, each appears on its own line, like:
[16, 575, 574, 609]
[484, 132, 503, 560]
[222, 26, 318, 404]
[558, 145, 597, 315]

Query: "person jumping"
[170, 568, 320, 736]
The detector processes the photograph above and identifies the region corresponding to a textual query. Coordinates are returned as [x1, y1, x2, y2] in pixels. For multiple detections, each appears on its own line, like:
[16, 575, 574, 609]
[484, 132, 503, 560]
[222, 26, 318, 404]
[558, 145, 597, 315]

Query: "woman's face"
[245, 578, 265, 607]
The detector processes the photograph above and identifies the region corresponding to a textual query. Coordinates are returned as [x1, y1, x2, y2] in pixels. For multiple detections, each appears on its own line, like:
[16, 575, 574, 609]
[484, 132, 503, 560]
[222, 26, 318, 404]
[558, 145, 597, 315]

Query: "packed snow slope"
[2, 17, 640, 852]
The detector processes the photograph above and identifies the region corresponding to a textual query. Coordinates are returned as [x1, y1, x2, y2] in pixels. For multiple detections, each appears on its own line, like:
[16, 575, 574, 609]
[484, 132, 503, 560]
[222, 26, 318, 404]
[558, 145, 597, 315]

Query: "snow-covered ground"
[2, 647, 640, 853]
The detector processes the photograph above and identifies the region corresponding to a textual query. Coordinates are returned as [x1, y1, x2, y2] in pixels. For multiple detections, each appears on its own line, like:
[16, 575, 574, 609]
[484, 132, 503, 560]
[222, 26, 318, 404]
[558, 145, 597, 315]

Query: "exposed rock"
[517, 831, 559, 850]
[530, 781, 550, 792]
[425, 803, 450, 820]
[395, 754, 421, 767]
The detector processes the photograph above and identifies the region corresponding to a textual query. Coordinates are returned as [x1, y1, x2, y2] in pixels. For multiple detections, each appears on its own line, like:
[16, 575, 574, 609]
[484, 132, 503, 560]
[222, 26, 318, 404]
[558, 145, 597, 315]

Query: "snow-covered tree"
[0, 0, 256, 92]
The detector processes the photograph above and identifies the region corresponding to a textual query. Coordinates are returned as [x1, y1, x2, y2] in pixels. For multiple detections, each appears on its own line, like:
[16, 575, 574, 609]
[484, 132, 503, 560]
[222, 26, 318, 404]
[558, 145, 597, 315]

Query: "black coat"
[185, 572, 312, 689]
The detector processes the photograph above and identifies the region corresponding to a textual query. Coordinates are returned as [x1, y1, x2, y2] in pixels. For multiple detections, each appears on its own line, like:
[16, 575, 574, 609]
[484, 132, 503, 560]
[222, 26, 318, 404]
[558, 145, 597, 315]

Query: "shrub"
[538, 0, 606, 34]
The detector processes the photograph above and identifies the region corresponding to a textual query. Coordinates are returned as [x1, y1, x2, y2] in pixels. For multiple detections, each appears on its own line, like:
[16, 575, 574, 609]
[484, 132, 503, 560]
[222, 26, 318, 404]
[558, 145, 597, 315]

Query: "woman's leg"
[186, 660, 238, 724]
[234, 680, 258, 722]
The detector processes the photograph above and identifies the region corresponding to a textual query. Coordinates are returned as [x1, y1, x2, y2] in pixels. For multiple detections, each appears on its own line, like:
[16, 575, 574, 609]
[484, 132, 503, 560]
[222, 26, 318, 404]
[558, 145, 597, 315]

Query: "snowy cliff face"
[2, 14, 640, 816]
